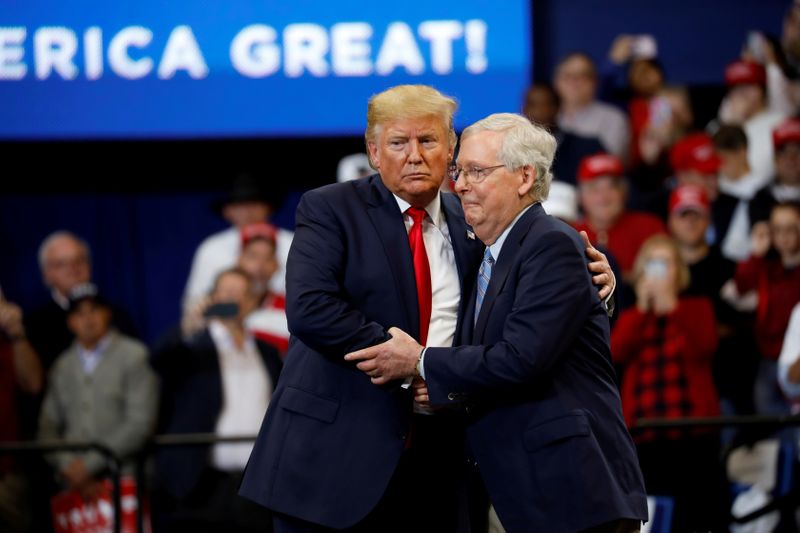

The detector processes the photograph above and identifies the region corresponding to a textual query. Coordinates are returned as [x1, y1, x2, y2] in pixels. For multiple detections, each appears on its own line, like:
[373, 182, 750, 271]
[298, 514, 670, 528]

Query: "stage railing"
[4, 415, 800, 532]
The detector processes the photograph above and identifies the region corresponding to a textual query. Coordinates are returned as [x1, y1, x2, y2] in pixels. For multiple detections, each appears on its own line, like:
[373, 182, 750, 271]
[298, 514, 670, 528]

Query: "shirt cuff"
[400, 347, 427, 388]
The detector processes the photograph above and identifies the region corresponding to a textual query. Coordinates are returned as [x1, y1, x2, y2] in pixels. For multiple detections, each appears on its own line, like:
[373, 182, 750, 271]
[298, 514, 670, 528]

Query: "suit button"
[447, 393, 456, 401]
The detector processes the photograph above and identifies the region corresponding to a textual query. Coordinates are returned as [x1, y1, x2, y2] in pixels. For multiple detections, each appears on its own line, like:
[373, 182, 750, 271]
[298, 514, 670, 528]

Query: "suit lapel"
[361, 176, 419, 340]
[473, 204, 542, 341]
[442, 192, 483, 346]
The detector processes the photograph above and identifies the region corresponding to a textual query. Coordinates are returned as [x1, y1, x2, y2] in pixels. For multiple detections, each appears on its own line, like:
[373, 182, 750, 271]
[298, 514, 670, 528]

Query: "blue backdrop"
[0, 0, 531, 138]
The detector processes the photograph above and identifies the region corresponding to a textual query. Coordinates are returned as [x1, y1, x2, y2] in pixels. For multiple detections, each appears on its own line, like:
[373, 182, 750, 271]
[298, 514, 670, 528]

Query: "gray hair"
[461, 113, 557, 201]
[38, 230, 92, 272]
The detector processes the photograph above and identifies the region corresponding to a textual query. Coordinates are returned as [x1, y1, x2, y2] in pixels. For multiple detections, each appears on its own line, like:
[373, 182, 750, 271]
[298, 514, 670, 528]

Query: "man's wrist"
[415, 347, 426, 379]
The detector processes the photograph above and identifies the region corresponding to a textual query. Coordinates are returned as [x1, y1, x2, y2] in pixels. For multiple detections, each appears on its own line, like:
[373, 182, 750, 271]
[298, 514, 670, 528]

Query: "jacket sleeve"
[423, 230, 596, 405]
[285, 190, 389, 358]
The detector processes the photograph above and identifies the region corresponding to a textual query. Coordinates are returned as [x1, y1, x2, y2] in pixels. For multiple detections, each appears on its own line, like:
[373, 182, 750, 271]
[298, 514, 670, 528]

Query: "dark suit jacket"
[424, 204, 648, 532]
[151, 327, 282, 499]
[239, 175, 482, 528]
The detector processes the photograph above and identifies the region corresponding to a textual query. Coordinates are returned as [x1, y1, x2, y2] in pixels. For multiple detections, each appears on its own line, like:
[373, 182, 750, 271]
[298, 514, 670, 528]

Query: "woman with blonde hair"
[612, 234, 724, 531]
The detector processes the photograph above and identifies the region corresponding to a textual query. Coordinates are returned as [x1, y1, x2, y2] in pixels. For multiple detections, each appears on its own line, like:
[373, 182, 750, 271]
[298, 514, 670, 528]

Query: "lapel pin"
[466, 230, 475, 240]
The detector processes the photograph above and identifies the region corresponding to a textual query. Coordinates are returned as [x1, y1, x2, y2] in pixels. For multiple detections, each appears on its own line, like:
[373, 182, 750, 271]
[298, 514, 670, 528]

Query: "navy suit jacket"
[239, 175, 483, 528]
[151, 327, 282, 499]
[424, 204, 648, 532]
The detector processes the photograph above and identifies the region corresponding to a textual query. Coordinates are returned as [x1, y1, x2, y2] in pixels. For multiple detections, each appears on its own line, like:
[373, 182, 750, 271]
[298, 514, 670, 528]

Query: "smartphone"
[631, 35, 658, 59]
[648, 96, 672, 128]
[644, 258, 668, 280]
[203, 302, 239, 318]
[746, 31, 766, 63]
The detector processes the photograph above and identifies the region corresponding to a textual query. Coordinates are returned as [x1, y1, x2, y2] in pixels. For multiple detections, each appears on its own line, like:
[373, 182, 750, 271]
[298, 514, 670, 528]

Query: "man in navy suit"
[240, 87, 617, 532]
[347, 113, 648, 532]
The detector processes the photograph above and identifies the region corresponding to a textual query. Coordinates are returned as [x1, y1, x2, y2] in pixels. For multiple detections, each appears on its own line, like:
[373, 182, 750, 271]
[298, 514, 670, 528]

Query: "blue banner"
[0, 1, 532, 139]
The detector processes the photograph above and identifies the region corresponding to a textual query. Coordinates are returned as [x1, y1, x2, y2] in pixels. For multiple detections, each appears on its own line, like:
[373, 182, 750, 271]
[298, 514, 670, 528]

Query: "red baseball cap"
[240, 222, 277, 247]
[670, 133, 720, 175]
[725, 60, 767, 87]
[773, 118, 800, 150]
[577, 153, 624, 183]
[669, 184, 709, 215]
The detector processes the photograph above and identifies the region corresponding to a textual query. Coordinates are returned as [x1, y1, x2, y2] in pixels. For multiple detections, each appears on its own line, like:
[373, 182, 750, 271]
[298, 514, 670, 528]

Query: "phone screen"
[203, 302, 239, 318]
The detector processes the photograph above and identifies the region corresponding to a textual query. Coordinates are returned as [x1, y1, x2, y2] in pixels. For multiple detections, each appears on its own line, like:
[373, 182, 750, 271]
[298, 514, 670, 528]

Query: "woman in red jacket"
[612, 234, 723, 531]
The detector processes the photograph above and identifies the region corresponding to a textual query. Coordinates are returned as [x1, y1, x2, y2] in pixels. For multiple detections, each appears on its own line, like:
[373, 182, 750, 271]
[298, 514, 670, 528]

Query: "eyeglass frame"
[447, 163, 507, 184]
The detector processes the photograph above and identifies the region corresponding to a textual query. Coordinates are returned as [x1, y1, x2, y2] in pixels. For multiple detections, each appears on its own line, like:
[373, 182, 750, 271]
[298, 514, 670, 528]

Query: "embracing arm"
[286, 190, 388, 358]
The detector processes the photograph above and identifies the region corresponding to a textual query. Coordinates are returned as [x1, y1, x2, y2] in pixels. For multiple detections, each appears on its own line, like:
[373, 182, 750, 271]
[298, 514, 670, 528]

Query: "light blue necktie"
[474, 248, 494, 325]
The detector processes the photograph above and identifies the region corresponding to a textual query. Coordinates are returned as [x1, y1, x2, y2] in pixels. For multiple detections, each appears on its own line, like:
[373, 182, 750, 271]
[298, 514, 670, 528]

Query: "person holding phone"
[151, 267, 282, 533]
[611, 235, 724, 531]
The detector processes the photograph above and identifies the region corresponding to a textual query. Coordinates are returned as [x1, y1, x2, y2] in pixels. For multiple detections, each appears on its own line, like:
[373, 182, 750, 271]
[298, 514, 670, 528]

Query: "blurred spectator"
[25, 231, 138, 373]
[541, 181, 579, 223]
[182, 174, 293, 310]
[603, 35, 669, 168]
[336, 153, 372, 183]
[238, 224, 289, 354]
[522, 82, 605, 185]
[38, 283, 157, 499]
[611, 235, 723, 532]
[667, 185, 758, 419]
[778, 302, 800, 400]
[573, 153, 667, 282]
[735, 202, 800, 415]
[719, 60, 787, 182]
[750, 117, 800, 224]
[743, 29, 799, 116]
[182, 223, 289, 355]
[0, 288, 42, 532]
[554, 53, 631, 161]
[712, 126, 761, 260]
[668, 185, 735, 307]
[152, 268, 281, 532]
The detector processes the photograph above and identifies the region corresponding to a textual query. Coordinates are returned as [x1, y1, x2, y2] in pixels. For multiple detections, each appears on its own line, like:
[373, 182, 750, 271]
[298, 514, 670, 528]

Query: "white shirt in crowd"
[558, 101, 631, 161]
[182, 226, 294, 309]
[778, 303, 800, 402]
[744, 109, 786, 184]
[208, 320, 271, 471]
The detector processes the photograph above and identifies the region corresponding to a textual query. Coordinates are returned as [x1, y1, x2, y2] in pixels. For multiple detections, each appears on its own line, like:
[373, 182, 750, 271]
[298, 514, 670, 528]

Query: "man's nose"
[406, 140, 422, 162]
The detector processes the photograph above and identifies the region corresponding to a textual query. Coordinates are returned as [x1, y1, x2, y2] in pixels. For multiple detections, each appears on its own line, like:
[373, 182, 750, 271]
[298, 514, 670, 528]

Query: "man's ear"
[367, 141, 380, 170]
[518, 165, 536, 197]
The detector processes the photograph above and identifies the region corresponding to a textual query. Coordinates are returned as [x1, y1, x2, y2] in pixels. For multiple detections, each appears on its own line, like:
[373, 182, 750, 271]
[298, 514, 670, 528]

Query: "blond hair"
[631, 234, 691, 291]
[461, 113, 557, 202]
[365, 85, 458, 166]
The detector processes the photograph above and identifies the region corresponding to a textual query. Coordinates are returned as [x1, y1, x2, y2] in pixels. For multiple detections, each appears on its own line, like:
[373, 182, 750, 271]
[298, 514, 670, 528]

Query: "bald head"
[38, 231, 92, 297]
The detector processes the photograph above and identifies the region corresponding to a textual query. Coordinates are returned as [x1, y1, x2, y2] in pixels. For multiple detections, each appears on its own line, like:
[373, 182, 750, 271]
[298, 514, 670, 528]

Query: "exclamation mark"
[465, 19, 487, 74]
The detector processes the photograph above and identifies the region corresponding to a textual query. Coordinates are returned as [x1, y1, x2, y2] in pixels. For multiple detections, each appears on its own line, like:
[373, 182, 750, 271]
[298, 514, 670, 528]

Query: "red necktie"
[406, 207, 431, 345]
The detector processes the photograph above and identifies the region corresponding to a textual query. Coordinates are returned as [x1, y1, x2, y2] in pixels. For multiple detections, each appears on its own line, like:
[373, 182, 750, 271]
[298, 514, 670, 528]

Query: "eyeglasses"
[448, 164, 506, 183]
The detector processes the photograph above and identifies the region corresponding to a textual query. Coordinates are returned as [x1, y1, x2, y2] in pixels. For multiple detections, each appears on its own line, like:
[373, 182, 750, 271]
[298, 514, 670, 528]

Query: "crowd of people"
[1, 7, 800, 533]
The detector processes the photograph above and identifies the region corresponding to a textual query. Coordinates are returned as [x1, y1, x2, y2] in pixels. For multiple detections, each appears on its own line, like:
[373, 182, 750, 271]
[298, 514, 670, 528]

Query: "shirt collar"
[487, 203, 536, 262]
[77, 332, 112, 358]
[393, 192, 444, 229]
[209, 319, 255, 352]
[52, 289, 69, 310]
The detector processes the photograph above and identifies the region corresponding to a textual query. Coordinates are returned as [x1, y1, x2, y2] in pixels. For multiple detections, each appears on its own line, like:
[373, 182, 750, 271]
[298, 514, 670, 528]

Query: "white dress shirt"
[393, 193, 460, 350]
[208, 320, 271, 471]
